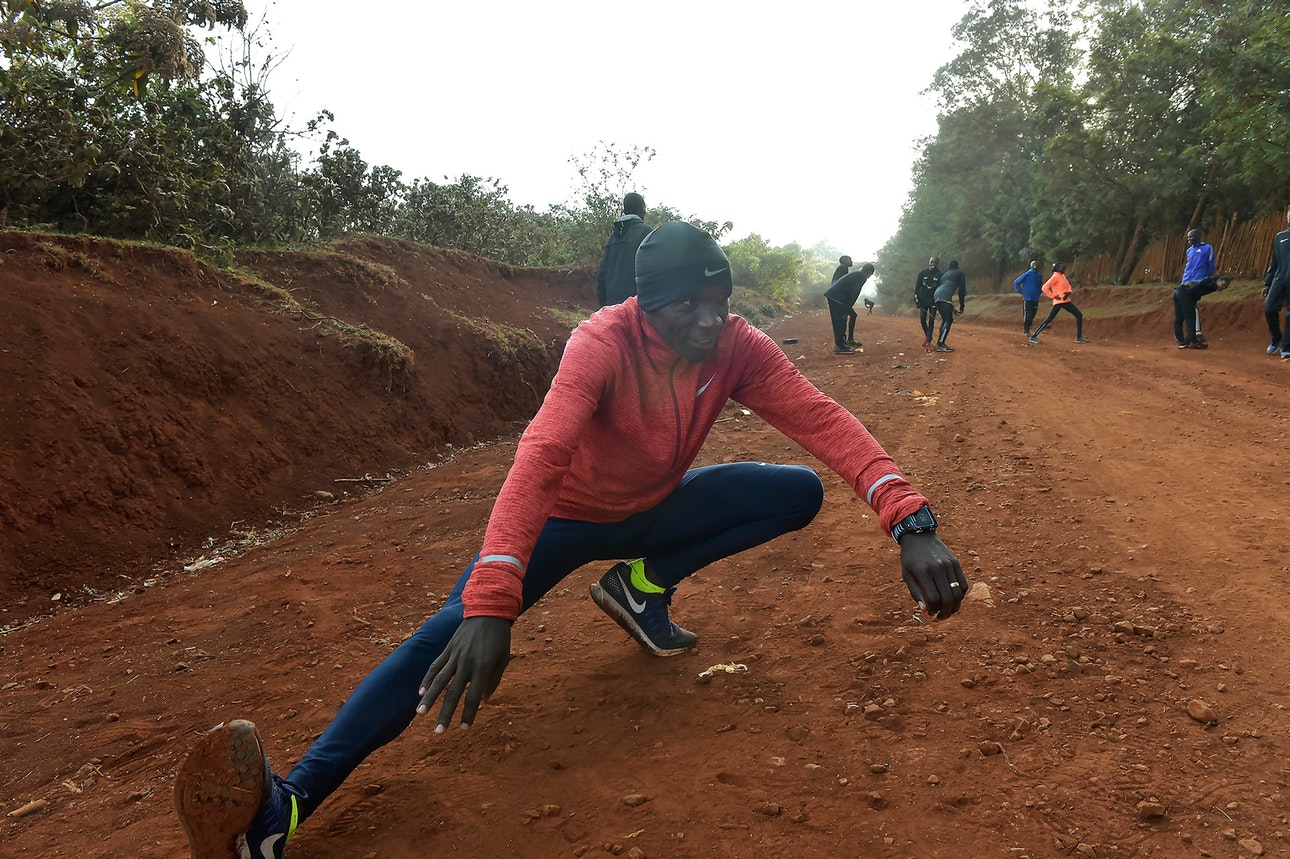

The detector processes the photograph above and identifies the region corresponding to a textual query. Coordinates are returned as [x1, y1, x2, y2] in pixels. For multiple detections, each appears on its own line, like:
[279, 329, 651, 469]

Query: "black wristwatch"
[891, 505, 938, 544]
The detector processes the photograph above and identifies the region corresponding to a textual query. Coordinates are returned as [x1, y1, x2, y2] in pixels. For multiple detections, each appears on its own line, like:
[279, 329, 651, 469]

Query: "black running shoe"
[589, 562, 697, 656]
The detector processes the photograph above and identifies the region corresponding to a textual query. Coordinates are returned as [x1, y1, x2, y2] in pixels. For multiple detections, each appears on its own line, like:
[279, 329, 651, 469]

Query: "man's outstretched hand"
[418, 615, 512, 732]
[899, 532, 967, 620]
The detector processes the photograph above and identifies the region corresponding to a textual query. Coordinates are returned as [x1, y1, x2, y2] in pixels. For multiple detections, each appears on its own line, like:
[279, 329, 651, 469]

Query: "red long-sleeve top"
[461, 299, 928, 620]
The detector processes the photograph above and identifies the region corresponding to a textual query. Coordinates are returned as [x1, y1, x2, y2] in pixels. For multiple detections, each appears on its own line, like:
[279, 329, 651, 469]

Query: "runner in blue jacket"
[1013, 260, 1043, 338]
[1181, 229, 1216, 345]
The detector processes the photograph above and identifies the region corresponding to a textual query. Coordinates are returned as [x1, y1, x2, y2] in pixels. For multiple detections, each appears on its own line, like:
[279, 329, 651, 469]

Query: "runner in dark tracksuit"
[913, 257, 942, 351]
[825, 263, 874, 353]
[595, 193, 651, 307]
[932, 260, 965, 352]
[832, 255, 853, 286]
[1262, 208, 1290, 357]
[1174, 276, 1231, 348]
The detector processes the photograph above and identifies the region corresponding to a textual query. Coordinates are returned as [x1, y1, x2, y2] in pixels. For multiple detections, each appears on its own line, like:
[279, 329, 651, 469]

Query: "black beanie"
[634, 222, 733, 311]
[623, 192, 646, 217]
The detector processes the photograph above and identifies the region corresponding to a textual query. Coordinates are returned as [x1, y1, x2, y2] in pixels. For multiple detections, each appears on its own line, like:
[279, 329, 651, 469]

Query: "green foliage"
[391, 174, 566, 266]
[303, 133, 403, 240]
[0, 5, 752, 271]
[884, 0, 1290, 290]
[723, 233, 805, 304]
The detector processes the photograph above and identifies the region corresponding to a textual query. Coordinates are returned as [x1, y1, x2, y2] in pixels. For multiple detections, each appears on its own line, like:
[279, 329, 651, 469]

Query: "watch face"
[908, 507, 937, 529]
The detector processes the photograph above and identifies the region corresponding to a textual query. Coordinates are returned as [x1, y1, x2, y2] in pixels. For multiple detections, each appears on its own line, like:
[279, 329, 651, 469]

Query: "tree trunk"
[1111, 217, 1134, 280]
[1187, 195, 1209, 233]
[1116, 221, 1149, 285]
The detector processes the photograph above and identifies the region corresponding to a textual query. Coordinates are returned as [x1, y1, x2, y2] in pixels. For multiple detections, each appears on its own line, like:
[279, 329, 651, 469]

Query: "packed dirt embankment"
[3, 234, 1290, 859]
[0, 232, 593, 623]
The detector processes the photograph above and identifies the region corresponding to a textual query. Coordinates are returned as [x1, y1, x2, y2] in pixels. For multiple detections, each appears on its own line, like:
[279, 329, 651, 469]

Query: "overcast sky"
[230, 1, 970, 262]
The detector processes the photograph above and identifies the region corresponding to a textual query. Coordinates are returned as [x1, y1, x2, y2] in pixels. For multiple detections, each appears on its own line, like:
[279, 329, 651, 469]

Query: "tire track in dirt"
[5, 298, 1290, 858]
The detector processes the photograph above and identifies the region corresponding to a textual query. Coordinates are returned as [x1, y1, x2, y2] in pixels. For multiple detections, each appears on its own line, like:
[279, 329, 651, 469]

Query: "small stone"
[1187, 699, 1219, 725]
[978, 741, 1003, 756]
[622, 794, 648, 807]
[1136, 801, 1166, 820]
[757, 802, 782, 816]
[869, 763, 889, 774]
[1238, 838, 1264, 855]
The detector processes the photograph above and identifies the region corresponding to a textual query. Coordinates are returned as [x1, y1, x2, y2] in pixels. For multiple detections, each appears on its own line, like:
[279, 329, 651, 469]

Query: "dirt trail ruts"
[4, 292, 1290, 858]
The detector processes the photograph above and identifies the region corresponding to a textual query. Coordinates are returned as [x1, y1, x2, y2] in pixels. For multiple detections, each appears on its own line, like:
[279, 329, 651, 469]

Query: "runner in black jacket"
[1262, 207, 1290, 357]
[932, 260, 965, 352]
[913, 257, 941, 352]
[831, 255, 853, 285]
[824, 263, 874, 353]
[596, 193, 651, 307]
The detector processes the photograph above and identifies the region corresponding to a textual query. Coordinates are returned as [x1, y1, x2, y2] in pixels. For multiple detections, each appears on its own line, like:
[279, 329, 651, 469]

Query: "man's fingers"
[436, 676, 467, 732]
[905, 559, 967, 621]
[458, 678, 488, 728]
[483, 653, 510, 702]
[935, 563, 968, 619]
[417, 657, 451, 716]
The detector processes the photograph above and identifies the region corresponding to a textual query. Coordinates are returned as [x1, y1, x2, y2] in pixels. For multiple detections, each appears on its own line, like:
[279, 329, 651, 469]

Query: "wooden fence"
[1071, 211, 1286, 286]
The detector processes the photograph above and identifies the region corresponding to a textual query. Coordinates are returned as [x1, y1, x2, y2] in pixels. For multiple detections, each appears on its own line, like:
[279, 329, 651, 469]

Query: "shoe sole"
[175, 720, 267, 859]
[588, 583, 692, 657]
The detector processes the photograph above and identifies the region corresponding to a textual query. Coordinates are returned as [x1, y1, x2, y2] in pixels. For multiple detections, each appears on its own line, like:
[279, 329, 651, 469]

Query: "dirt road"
[4, 273, 1289, 858]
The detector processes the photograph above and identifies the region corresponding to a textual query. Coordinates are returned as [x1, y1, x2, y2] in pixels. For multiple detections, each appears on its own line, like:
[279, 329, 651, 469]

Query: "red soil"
[3, 233, 1288, 858]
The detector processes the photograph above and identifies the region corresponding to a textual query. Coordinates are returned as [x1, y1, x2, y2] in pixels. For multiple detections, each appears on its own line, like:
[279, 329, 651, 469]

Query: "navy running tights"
[285, 462, 824, 815]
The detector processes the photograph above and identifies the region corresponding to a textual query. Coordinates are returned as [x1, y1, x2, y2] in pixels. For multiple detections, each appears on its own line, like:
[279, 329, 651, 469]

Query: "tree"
[723, 234, 806, 303]
[878, 0, 1083, 298]
[0, 0, 256, 246]
[393, 174, 563, 265]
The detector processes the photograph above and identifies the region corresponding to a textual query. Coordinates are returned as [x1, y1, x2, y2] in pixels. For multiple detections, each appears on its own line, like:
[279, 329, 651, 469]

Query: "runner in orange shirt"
[1027, 261, 1089, 345]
